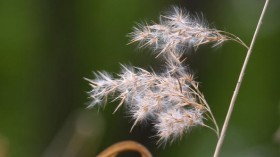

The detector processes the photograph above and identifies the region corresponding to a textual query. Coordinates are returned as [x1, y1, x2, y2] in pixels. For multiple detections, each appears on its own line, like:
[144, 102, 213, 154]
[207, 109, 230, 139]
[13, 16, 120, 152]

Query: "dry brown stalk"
[96, 141, 153, 157]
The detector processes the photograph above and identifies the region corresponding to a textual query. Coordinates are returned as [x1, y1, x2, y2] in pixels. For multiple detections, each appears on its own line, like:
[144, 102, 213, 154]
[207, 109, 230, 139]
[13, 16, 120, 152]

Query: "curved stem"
[213, 0, 270, 157]
[96, 141, 153, 157]
[217, 30, 249, 49]
[188, 85, 220, 137]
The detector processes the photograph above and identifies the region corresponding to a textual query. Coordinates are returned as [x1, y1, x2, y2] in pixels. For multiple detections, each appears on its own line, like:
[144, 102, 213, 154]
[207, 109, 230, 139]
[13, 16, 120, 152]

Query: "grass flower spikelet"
[129, 6, 247, 59]
[85, 6, 248, 145]
[87, 63, 215, 144]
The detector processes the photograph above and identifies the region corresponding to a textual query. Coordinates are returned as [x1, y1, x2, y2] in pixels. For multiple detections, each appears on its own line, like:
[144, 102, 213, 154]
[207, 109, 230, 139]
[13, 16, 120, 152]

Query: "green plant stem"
[213, 0, 269, 157]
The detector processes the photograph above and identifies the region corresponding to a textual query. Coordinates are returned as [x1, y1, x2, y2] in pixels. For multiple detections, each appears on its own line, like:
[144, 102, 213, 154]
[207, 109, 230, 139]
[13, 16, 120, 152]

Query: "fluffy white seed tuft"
[87, 64, 214, 144]
[129, 6, 247, 60]
[85, 6, 237, 145]
[155, 107, 204, 145]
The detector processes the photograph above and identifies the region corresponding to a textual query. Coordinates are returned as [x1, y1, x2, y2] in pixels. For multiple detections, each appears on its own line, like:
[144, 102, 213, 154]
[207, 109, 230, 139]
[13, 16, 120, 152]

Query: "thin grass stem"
[213, 1, 269, 157]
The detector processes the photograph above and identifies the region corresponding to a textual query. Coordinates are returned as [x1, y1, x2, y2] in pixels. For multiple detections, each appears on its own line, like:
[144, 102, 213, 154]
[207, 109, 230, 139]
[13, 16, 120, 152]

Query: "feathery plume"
[87, 63, 218, 144]
[129, 6, 247, 59]
[85, 6, 249, 145]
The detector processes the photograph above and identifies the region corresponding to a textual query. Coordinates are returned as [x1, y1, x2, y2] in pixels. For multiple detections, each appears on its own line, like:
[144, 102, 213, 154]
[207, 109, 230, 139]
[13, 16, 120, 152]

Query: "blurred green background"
[0, 0, 279, 157]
